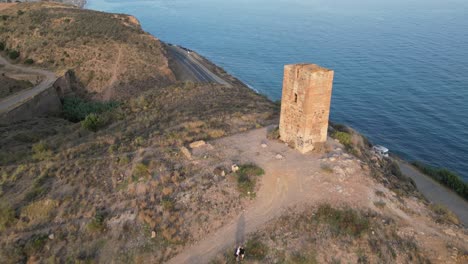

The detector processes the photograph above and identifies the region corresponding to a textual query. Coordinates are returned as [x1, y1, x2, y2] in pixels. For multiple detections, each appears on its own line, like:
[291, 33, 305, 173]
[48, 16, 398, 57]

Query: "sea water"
[86, 0, 468, 181]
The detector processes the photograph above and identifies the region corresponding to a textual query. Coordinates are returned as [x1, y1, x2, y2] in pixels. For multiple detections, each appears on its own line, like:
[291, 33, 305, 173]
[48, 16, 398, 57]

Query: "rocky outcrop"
[53, 70, 83, 99]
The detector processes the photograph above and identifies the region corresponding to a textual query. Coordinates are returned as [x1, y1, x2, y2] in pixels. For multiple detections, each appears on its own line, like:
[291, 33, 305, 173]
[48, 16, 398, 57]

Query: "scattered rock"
[48, 234, 54, 240]
[189, 140, 206, 149]
[261, 143, 267, 148]
[214, 167, 226, 176]
[180, 147, 192, 160]
[232, 164, 239, 172]
[151, 231, 156, 238]
[444, 229, 456, 237]
[276, 154, 284, 160]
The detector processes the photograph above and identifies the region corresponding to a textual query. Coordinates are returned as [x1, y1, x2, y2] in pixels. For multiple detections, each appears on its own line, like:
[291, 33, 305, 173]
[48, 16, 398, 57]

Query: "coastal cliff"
[0, 2, 467, 263]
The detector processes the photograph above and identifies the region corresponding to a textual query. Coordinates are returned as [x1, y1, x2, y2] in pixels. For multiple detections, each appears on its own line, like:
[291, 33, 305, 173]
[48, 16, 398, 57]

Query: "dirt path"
[0, 55, 57, 115]
[167, 127, 374, 263]
[398, 161, 468, 226]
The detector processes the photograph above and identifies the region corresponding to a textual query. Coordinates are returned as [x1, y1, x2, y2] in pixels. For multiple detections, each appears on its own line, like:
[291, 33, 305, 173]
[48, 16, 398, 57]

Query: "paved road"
[0, 56, 57, 115]
[398, 160, 468, 226]
[167, 45, 231, 86]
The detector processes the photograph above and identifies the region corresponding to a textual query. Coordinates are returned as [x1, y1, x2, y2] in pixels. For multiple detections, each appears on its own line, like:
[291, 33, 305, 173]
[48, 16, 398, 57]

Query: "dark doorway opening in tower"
[294, 93, 298, 103]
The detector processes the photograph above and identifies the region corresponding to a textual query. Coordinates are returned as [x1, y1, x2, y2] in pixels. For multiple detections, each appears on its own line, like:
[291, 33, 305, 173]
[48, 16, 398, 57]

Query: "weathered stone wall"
[0, 86, 62, 125]
[279, 64, 334, 153]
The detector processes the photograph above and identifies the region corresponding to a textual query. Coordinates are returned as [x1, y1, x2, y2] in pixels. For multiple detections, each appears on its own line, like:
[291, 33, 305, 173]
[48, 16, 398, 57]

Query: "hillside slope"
[0, 2, 175, 100]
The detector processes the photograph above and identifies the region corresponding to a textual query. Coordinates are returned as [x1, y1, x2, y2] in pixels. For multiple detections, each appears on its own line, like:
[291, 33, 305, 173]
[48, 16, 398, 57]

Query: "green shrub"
[32, 141, 52, 161]
[24, 58, 34, 64]
[236, 164, 264, 198]
[17, 10, 25, 16]
[132, 162, 149, 180]
[412, 162, 468, 200]
[81, 113, 103, 132]
[24, 234, 48, 254]
[0, 202, 15, 231]
[245, 236, 268, 260]
[315, 204, 369, 237]
[8, 50, 20, 60]
[87, 211, 106, 233]
[63, 97, 118, 122]
[238, 164, 265, 178]
[0, 42, 5, 51]
[1, 15, 8, 21]
[331, 131, 352, 147]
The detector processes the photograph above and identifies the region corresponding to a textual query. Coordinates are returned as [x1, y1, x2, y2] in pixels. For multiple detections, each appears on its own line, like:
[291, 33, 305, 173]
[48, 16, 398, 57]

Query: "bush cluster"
[32, 141, 52, 161]
[87, 211, 107, 233]
[412, 162, 468, 200]
[81, 113, 103, 132]
[331, 131, 352, 147]
[236, 164, 264, 198]
[62, 97, 118, 122]
[8, 50, 20, 60]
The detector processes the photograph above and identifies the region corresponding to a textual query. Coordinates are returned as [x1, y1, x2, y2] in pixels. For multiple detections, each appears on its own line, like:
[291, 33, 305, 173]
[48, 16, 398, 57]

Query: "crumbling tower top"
[279, 63, 334, 153]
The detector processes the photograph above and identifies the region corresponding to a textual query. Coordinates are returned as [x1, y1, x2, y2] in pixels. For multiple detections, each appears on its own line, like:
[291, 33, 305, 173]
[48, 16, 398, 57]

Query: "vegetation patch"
[24, 234, 48, 255]
[245, 236, 269, 261]
[429, 204, 460, 225]
[412, 162, 468, 200]
[331, 131, 352, 148]
[32, 141, 53, 161]
[20, 199, 58, 226]
[236, 163, 264, 198]
[0, 202, 16, 231]
[8, 50, 20, 60]
[81, 113, 104, 132]
[63, 97, 118, 122]
[87, 211, 107, 233]
[315, 204, 370, 237]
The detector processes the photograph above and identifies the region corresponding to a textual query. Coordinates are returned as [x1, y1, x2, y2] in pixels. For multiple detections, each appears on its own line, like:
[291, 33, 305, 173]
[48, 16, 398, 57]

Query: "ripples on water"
[87, 0, 468, 181]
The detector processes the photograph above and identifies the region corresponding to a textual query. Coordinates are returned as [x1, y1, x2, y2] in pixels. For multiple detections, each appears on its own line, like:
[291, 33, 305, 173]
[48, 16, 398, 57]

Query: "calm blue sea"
[87, 0, 468, 181]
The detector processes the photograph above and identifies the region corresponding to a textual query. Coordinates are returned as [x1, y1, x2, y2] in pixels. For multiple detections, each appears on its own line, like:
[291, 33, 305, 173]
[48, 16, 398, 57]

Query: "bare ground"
[167, 127, 468, 263]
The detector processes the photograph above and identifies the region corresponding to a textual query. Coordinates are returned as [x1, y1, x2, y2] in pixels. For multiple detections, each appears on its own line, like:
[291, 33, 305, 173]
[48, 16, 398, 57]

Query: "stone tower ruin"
[279, 64, 334, 153]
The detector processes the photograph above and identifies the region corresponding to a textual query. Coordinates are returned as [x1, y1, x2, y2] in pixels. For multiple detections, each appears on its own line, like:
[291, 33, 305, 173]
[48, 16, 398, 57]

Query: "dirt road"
[0, 56, 57, 115]
[398, 161, 468, 226]
[167, 127, 374, 263]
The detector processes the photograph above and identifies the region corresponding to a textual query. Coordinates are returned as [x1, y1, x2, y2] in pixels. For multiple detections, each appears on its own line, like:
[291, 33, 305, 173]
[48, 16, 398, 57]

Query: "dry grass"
[212, 205, 430, 264]
[20, 199, 58, 226]
[0, 80, 277, 262]
[0, 2, 175, 99]
[0, 75, 33, 99]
